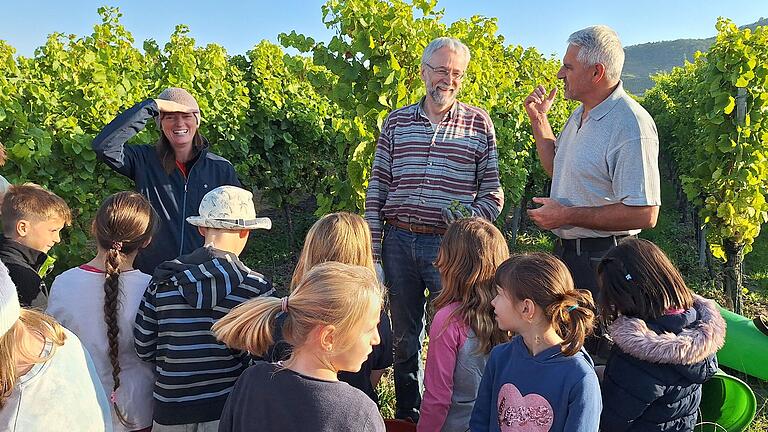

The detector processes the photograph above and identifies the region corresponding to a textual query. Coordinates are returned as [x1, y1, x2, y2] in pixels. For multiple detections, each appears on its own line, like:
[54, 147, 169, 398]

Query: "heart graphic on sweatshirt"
[496, 383, 554, 432]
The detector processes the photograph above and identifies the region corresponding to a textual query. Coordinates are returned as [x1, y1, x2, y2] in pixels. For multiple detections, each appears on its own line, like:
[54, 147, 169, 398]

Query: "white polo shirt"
[550, 82, 661, 239]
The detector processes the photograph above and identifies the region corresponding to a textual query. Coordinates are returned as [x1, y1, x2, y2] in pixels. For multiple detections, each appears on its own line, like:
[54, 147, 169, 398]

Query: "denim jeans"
[382, 224, 443, 421]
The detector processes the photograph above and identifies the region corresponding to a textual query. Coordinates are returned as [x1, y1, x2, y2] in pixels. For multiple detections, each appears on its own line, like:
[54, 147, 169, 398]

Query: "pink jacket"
[419, 303, 488, 432]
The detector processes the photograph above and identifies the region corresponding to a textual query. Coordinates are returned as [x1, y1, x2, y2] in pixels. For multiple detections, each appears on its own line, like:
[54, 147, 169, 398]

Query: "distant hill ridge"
[622, 17, 768, 94]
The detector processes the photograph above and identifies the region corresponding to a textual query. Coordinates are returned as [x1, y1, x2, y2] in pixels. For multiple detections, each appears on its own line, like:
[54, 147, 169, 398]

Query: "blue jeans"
[382, 224, 443, 421]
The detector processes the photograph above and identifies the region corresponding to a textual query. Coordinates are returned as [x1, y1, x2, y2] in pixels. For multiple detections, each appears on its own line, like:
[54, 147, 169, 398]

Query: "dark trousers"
[553, 236, 625, 360]
[553, 238, 613, 295]
[382, 224, 443, 421]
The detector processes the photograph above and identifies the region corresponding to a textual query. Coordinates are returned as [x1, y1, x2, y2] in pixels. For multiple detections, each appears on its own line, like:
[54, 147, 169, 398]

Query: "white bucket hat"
[187, 186, 272, 230]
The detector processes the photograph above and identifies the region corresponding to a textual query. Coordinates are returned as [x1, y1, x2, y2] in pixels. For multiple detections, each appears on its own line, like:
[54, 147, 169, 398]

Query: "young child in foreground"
[469, 253, 602, 432]
[213, 261, 386, 432]
[0, 261, 112, 431]
[597, 238, 725, 432]
[47, 192, 158, 432]
[418, 218, 509, 432]
[265, 212, 393, 404]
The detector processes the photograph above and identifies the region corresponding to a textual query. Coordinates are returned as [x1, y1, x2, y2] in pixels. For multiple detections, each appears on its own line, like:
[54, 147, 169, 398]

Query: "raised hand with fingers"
[524, 85, 557, 120]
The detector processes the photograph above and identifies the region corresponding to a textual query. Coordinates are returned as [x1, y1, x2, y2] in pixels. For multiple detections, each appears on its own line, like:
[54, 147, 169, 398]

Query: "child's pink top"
[419, 302, 473, 432]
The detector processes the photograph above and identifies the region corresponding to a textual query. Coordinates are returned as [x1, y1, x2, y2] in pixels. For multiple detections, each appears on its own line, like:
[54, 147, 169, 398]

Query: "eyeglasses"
[423, 63, 466, 81]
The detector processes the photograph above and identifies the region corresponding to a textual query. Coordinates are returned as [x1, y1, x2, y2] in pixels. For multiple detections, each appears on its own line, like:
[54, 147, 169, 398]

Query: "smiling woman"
[91, 88, 242, 275]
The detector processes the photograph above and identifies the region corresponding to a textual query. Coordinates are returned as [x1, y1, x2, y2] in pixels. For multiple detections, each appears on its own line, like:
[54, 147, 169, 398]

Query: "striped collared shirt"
[365, 98, 504, 258]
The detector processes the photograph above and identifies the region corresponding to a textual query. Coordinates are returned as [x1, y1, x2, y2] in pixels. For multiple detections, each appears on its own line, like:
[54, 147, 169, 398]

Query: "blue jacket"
[600, 295, 726, 432]
[92, 99, 241, 274]
[134, 246, 275, 425]
[469, 336, 602, 432]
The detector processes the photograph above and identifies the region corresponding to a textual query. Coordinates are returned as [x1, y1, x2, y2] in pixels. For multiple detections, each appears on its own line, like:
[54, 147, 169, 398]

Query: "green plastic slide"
[696, 369, 756, 432]
[716, 306, 768, 381]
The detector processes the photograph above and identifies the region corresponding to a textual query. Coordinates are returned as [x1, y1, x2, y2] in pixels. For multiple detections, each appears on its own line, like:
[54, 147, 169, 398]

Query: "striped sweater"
[365, 98, 504, 259]
[134, 246, 274, 425]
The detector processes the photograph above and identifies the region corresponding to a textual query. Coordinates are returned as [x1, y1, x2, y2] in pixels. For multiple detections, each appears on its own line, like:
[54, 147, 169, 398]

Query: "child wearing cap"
[92, 88, 242, 275]
[0, 183, 72, 307]
[133, 185, 274, 431]
[0, 261, 113, 431]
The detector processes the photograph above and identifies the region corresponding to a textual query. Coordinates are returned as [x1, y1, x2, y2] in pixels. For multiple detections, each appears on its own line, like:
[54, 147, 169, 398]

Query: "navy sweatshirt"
[92, 99, 241, 274]
[134, 246, 274, 425]
[219, 362, 385, 432]
[469, 336, 602, 432]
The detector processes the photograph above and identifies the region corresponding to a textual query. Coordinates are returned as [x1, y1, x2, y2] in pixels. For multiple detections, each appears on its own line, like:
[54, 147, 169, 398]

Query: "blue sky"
[0, 1, 765, 59]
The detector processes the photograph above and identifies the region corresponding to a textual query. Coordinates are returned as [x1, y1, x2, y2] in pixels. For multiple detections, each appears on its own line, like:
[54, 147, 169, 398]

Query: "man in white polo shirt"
[524, 25, 661, 297]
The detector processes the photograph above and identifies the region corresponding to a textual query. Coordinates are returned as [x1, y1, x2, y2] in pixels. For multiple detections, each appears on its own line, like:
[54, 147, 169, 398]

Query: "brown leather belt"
[386, 218, 446, 235]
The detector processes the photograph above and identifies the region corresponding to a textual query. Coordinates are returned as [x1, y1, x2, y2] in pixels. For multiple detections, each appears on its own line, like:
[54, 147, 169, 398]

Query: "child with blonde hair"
[213, 261, 386, 432]
[470, 253, 601, 432]
[268, 212, 393, 403]
[418, 218, 509, 431]
[0, 261, 112, 431]
[47, 191, 158, 432]
[289, 212, 375, 289]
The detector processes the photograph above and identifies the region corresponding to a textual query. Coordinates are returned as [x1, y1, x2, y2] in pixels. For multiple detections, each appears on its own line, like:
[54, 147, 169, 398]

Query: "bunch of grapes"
[448, 200, 472, 218]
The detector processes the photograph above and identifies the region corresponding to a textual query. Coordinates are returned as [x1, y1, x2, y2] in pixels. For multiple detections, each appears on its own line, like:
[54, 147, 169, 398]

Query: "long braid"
[104, 246, 131, 427]
[94, 191, 157, 428]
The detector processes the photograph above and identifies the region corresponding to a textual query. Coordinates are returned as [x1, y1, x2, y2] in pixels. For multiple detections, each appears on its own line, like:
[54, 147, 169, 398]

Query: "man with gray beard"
[365, 37, 504, 422]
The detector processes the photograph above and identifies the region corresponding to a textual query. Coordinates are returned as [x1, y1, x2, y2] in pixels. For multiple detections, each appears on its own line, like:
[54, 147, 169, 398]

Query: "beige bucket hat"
[186, 186, 271, 230]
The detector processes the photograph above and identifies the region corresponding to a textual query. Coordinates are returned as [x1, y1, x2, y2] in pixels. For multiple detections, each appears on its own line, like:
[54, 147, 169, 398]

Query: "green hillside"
[622, 17, 768, 94]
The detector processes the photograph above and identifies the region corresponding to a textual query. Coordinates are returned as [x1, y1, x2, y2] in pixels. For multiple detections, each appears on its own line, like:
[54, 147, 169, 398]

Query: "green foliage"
[237, 41, 339, 208]
[0, 7, 334, 270]
[3, 7, 149, 268]
[644, 18, 768, 261]
[280, 0, 572, 215]
[644, 18, 768, 310]
[2, 1, 577, 270]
